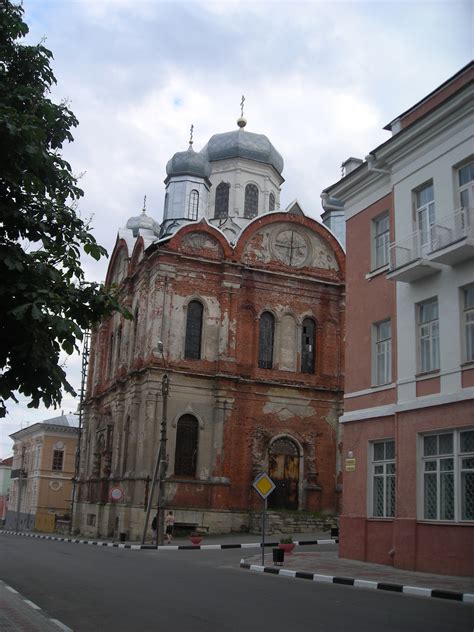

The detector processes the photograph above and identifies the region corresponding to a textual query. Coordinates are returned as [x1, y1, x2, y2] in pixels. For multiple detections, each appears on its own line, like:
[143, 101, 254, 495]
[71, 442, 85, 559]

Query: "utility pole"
[156, 372, 169, 546]
[70, 331, 90, 535]
[141, 341, 169, 546]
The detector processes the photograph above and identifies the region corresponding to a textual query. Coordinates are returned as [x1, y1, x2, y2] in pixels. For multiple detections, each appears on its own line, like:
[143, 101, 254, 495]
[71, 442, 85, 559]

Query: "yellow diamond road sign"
[253, 472, 276, 500]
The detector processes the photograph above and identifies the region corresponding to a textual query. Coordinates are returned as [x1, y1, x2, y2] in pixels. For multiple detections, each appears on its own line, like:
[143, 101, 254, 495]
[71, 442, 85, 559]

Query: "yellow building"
[7, 414, 78, 532]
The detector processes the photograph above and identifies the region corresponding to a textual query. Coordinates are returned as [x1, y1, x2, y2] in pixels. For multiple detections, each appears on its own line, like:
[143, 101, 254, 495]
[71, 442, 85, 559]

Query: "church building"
[76, 113, 345, 539]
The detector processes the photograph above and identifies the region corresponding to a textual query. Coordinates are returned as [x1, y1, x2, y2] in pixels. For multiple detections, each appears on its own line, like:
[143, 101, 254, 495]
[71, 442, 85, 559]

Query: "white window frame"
[188, 189, 199, 221]
[417, 298, 439, 373]
[463, 285, 474, 363]
[372, 319, 391, 386]
[458, 160, 474, 211]
[369, 440, 395, 519]
[419, 428, 474, 522]
[415, 182, 435, 252]
[372, 212, 390, 270]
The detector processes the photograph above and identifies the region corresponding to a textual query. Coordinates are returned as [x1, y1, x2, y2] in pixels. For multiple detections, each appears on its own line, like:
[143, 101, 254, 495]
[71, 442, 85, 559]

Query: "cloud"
[2, 0, 469, 455]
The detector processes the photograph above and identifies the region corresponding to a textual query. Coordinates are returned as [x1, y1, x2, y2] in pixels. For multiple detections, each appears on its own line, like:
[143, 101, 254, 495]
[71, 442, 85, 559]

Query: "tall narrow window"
[174, 414, 198, 476]
[415, 183, 435, 252]
[122, 418, 130, 475]
[188, 190, 199, 220]
[374, 320, 391, 385]
[301, 318, 315, 374]
[258, 311, 275, 369]
[269, 192, 276, 212]
[164, 192, 169, 217]
[371, 440, 395, 518]
[52, 450, 64, 472]
[244, 184, 259, 219]
[132, 307, 139, 356]
[373, 212, 390, 269]
[464, 286, 474, 362]
[215, 182, 230, 219]
[108, 332, 114, 378]
[458, 161, 474, 210]
[418, 298, 439, 373]
[184, 300, 203, 359]
[116, 325, 122, 369]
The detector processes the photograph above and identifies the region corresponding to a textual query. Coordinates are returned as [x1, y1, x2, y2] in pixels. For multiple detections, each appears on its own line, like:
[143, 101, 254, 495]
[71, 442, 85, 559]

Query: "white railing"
[390, 206, 473, 271]
[430, 206, 473, 252]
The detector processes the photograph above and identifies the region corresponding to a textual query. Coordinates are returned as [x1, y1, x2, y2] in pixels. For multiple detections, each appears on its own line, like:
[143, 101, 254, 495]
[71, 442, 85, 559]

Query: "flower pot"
[278, 542, 296, 554]
[189, 535, 202, 545]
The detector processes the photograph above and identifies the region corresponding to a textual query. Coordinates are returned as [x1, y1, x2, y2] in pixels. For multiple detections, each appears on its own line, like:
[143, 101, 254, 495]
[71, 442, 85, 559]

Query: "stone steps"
[249, 511, 337, 535]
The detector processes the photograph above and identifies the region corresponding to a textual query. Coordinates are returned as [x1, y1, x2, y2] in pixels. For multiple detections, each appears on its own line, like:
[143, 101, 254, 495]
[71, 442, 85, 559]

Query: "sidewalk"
[0, 580, 72, 631]
[241, 548, 474, 602]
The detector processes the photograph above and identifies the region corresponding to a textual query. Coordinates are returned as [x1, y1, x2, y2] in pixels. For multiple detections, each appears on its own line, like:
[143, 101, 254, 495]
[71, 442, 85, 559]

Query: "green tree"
[0, 1, 128, 417]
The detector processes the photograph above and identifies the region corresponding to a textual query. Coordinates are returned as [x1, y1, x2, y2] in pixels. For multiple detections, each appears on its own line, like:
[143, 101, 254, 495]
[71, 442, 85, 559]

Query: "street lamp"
[141, 341, 169, 546]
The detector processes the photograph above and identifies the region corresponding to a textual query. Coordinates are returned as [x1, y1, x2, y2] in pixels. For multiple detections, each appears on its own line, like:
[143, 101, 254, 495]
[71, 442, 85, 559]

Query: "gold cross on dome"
[142, 195, 147, 213]
[240, 94, 245, 117]
[189, 124, 194, 145]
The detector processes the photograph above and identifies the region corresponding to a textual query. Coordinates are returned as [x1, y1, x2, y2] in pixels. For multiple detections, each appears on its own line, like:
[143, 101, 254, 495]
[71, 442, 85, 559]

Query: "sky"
[1, 0, 472, 457]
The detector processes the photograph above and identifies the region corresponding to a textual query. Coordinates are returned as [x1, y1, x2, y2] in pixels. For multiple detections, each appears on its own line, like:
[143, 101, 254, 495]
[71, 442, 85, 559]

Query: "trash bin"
[330, 527, 339, 539]
[272, 547, 284, 565]
[119, 532, 126, 542]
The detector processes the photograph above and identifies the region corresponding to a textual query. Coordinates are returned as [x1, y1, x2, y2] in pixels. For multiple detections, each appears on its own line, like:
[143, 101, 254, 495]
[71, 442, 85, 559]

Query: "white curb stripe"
[354, 579, 378, 590]
[279, 569, 297, 577]
[201, 544, 221, 550]
[24, 599, 41, 610]
[249, 564, 264, 572]
[5, 585, 19, 594]
[463, 593, 474, 603]
[241, 543, 259, 548]
[403, 585, 432, 598]
[313, 574, 333, 583]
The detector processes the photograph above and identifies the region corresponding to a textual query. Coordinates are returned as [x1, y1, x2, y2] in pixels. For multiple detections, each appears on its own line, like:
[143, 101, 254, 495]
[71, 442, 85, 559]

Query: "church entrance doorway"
[268, 438, 300, 510]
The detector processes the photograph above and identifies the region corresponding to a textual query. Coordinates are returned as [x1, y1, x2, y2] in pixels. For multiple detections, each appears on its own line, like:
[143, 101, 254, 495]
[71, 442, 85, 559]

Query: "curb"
[0, 530, 337, 551]
[239, 561, 474, 603]
[0, 579, 74, 631]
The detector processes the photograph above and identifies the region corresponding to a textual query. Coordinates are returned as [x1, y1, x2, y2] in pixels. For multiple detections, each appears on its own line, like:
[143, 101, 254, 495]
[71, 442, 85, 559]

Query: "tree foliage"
[0, 1, 128, 417]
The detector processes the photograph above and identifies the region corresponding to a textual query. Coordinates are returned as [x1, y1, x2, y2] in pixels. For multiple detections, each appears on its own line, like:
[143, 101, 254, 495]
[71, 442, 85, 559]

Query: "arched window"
[258, 311, 275, 369]
[215, 182, 230, 219]
[244, 184, 259, 219]
[132, 307, 139, 356]
[116, 324, 122, 369]
[269, 192, 275, 212]
[174, 414, 199, 476]
[188, 190, 199, 220]
[184, 300, 203, 359]
[301, 318, 316, 374]
[108, 332, 114, 377]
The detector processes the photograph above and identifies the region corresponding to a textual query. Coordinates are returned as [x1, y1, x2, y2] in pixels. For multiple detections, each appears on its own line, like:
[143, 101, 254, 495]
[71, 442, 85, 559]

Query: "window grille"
[174, 415, 199, 476]
[422, 429, 474, 521]
[184, 300, 203, 359]
[244, 184, 259, 219]
[301, 318, 315, 374]
[258, 312, 275, 369]
[52, 450, 64, 472]
[371, 440, 395, 518]
[269, 192, 276, 212]
[188, 190, 199, 220]
[215, 182, 230, 219]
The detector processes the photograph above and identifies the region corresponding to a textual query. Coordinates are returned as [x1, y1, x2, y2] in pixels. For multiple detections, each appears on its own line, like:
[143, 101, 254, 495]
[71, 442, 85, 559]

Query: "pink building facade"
[322, 63, 474, 576]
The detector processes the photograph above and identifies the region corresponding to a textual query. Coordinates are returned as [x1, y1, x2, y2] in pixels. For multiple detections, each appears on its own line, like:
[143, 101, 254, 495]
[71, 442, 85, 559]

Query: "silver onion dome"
[200, 128, 284, 175]
[126, 209, 160, 237]
[166, 145, 212, 179]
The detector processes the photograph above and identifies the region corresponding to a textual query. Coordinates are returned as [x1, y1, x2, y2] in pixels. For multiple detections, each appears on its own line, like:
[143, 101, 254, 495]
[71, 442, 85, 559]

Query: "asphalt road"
[1, 535, 473, 632]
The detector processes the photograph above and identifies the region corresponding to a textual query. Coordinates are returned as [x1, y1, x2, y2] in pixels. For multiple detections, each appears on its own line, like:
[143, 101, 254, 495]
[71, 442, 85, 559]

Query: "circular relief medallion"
[273, 229, 309, 267]
[49, 481, 62, 491]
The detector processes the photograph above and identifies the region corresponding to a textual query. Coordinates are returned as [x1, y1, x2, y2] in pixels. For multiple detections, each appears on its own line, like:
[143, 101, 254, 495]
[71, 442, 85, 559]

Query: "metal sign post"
[252, 472, 276, 566]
